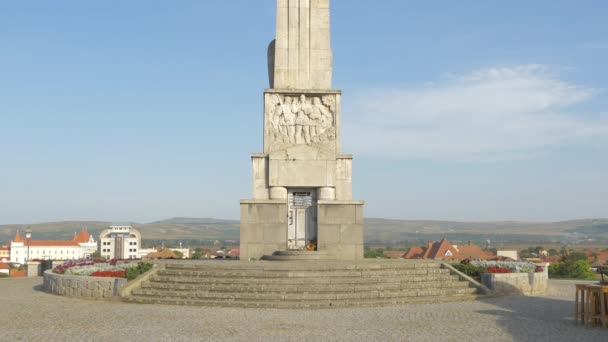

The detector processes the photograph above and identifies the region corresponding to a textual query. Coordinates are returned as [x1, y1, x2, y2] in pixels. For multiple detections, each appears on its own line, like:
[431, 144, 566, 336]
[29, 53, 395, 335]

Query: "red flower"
[486, 266, 512, 274]
[90, 269, 126, 278]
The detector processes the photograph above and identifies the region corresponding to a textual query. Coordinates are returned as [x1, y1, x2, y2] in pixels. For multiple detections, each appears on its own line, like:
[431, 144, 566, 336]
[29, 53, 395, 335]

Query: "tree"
[563, 252, 588, 263]
[519, 249, 532, 259]
[173, 250, 184, 259]
[191, 248, 205, 259]
[90, 251, 102, 259]
[548, 249, 559, 256]
[564, 260, 595, 279]
[549, 259, 594, 280]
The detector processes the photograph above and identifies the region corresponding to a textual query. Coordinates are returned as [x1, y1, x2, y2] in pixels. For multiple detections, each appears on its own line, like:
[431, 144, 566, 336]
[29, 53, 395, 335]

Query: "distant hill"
[363, 218, 608, 244]
[149, 217, 240, 225]
[1, 217, 607, 246]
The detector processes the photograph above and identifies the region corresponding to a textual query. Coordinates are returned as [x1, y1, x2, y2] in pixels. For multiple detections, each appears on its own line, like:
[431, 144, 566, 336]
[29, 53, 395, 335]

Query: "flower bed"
[452, 261, 549, 295]
[44, 260, 155, 300]
[453, 261, 543, 279]
[52, 259, 153, 280]
[470, 261, 543, 274]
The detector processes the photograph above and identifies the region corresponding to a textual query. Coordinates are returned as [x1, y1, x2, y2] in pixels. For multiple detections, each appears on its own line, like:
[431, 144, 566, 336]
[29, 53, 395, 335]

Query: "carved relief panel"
[264, 92, 339, 154]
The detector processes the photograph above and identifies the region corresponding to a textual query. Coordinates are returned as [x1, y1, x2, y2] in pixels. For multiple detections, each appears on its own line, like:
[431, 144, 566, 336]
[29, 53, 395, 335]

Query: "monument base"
[261, 250, 334, 261]
[240, 199, 364, 261]
[240, 199, 287, 260]
[317, 200, 364, 260]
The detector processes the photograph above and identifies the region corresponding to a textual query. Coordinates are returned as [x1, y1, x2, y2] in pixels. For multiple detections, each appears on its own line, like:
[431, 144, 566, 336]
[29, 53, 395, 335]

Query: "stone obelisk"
[240, 0, 364, 261]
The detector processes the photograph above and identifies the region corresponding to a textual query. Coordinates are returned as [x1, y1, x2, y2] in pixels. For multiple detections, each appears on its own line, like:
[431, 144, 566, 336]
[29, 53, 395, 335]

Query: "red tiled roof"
[458, 244, 493, 260]
[74, 230, 91, 243]
[27, 240, 80, 247]
[591, 253, 608, 267]
[0, 263, 10, 270]
[13, 231, 24, 243]
[12, 229, 91, 247]
[383, 251, 405, 259]
[425, 239, 459, 260]
[404, 246, 425, 259]
[404, 239, 490, 261]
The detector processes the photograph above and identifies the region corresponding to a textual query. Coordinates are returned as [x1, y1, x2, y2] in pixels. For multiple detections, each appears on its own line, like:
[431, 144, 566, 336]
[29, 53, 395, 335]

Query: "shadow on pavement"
[476, 282, 606, 341]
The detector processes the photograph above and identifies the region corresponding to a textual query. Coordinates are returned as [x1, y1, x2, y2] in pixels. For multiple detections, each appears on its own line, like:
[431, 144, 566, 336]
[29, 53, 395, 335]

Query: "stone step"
[124, 261, 483, 308]
[126, 292, 481, 309]
[131, 287, 477, 301]
[164, 262, 442, 271]
[262, 250, 335, 261]
[141, 280, 471, 293]
[156, 268, 450, 279]
[149, 273, 461, 285]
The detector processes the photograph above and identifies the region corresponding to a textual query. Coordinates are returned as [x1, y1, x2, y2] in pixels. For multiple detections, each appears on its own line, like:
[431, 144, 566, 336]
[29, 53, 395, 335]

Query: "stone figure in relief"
[295, 95, 312, 144]
[272, 95, 296, 143]
[268, 94, 335, 147]
[310, 97, 327, 141]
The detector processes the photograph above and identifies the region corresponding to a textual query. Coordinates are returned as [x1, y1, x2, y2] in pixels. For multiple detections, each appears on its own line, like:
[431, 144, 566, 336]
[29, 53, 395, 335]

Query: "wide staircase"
[124, 260, 482, 308]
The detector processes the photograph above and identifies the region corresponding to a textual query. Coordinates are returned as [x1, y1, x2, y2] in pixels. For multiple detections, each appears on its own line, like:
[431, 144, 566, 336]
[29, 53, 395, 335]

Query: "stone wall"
[43, 270, 127, 299]
[481, 265, 549, 295]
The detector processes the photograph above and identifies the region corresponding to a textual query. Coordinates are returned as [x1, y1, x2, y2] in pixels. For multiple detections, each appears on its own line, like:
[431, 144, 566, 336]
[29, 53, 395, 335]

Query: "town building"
[99, 225, 141, 260]
[497, 250, 518, 260]
[0, 262, 10, 275]
[8, 230, 97, 264]
[404, 239, 493, 261]
[0, 245, 9, 262]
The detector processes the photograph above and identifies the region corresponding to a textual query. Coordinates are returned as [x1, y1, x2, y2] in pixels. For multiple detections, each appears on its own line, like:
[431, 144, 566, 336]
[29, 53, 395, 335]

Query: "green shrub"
[364, 250, 386, 259]
[452, 263, 485, 279]
[125, 262, 154, 281]
[0, 272, 8, 278]
[563, 252, 588, 263]
[549, 260, 594, 279]
[548, 262, 563, 277]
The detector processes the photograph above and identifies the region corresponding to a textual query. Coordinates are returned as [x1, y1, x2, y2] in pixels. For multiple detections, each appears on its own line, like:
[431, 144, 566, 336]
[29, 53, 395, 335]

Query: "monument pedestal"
[240, 199, 287, 260]
[317, 201, 365, 260]
[240, 198, 364, 261]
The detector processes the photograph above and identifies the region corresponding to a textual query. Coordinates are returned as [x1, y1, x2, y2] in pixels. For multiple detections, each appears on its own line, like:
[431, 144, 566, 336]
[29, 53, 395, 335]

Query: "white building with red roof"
[9, 229, 97, 264]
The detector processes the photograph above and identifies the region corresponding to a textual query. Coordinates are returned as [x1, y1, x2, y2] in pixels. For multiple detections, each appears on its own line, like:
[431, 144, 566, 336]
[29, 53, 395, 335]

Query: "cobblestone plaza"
[1, 278, 605, 341]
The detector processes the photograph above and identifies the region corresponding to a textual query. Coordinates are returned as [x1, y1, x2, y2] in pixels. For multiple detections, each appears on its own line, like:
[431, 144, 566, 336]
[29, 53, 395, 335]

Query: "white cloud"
[344, 65, 608, 160]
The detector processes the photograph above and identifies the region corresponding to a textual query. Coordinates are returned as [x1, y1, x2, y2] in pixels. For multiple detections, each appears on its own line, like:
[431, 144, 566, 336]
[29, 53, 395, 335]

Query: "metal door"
[287, 190, 317, 250]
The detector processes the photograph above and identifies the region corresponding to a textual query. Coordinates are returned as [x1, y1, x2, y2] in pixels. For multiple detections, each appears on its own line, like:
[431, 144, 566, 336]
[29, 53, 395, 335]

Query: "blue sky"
[1, 0, 607, 224]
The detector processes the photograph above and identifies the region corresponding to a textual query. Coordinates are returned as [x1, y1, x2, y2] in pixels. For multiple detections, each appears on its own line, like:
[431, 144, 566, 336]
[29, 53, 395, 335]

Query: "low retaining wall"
[43, 270, 127, 299]
[441, 263, 492, 295]
[481, 264, 549, 295]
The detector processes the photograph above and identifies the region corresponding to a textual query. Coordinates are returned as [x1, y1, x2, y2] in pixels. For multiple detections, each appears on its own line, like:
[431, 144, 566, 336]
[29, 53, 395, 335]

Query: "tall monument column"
[241, 0, 364, 261]
[271, 0, 333, 90]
